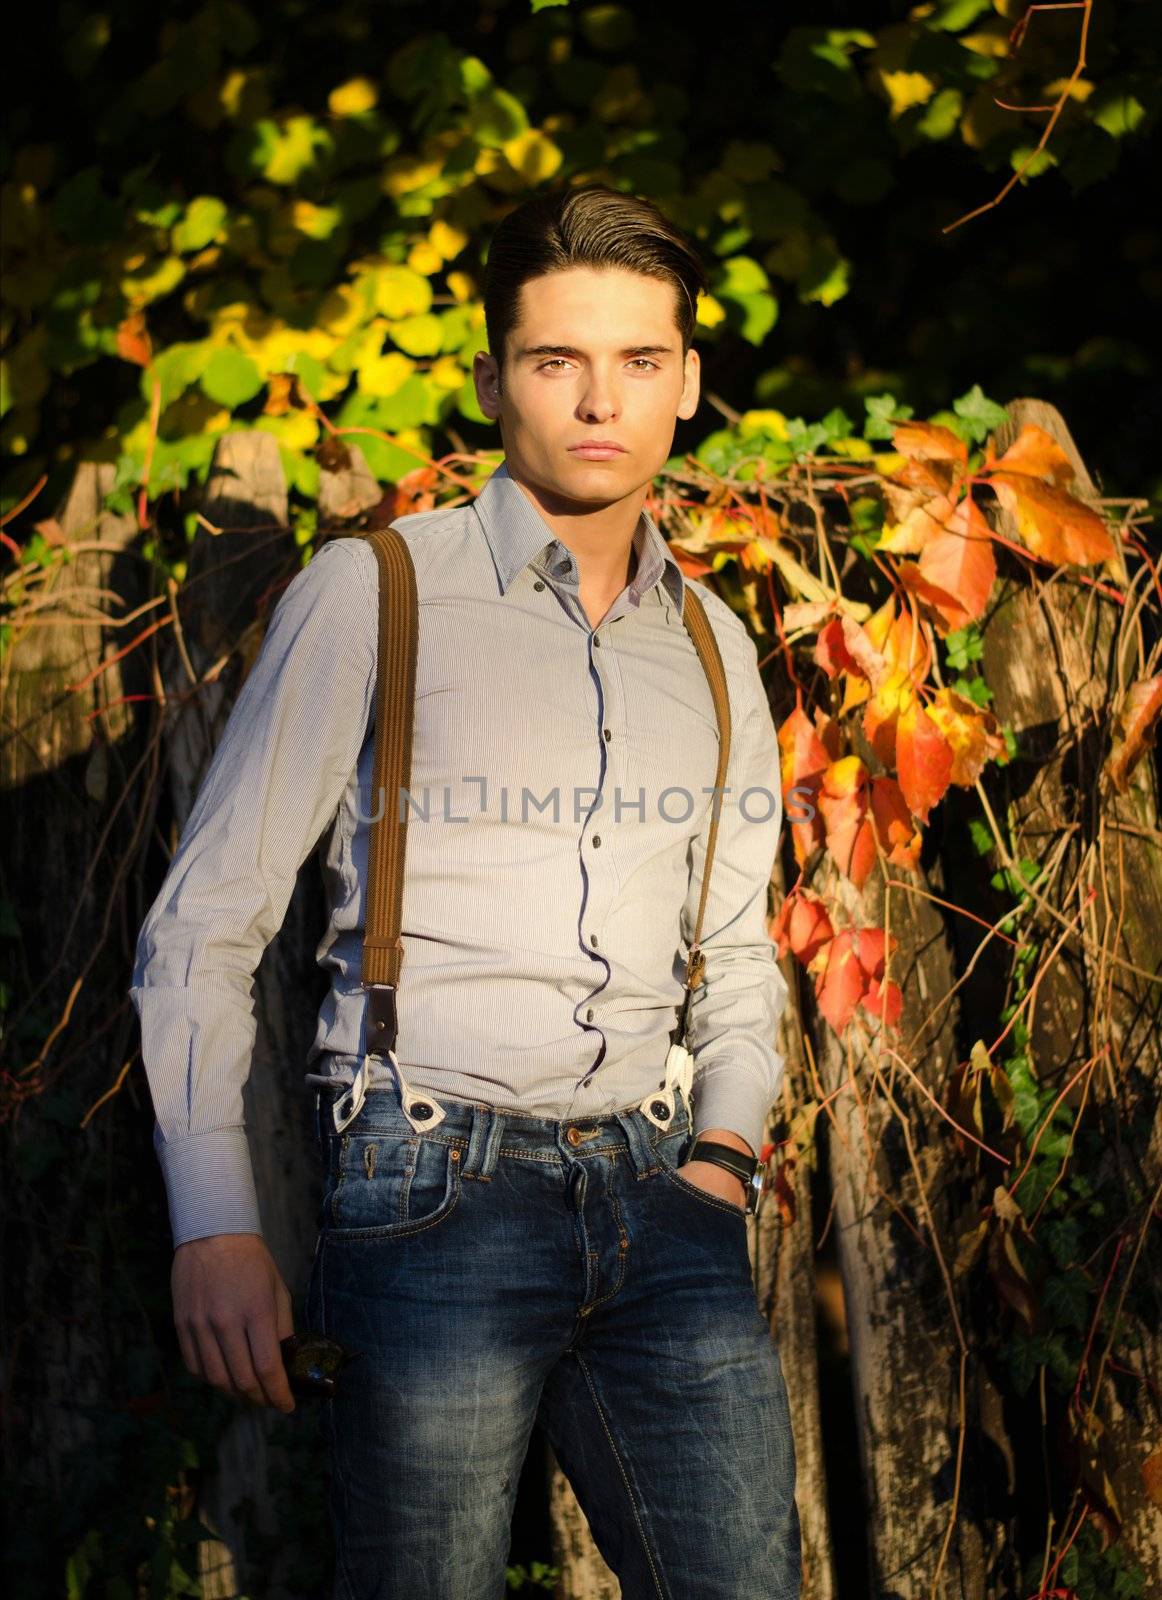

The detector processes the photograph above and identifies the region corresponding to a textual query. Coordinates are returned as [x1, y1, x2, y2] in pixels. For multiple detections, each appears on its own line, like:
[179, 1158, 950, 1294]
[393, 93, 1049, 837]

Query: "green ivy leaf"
[953, 384, 1009, 444]
[200, 347, 264, 407]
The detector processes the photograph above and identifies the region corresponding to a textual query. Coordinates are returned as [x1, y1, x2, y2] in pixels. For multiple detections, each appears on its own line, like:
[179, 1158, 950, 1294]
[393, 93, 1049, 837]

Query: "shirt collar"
[473, 458, 686, 612]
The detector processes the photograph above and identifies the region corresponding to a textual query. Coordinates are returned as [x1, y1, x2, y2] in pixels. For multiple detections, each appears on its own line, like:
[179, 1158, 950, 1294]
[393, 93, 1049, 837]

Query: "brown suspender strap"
[360, 528, 418, 1057]
[357, 525, 732, 1058]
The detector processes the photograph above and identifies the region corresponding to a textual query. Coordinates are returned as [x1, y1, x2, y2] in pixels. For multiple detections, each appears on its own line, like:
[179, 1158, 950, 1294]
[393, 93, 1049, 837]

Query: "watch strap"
[686, 1136, 758, 1186]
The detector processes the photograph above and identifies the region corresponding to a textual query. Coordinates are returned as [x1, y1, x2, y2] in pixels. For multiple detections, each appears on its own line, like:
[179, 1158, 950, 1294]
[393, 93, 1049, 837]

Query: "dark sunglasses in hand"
[280, 1332, 360, 1399]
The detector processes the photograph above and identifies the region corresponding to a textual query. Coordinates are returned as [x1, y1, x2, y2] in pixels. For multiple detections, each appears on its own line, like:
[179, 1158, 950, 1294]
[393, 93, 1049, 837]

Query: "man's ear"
[676, 346, 700, 423]
[474, 351, 502, 421]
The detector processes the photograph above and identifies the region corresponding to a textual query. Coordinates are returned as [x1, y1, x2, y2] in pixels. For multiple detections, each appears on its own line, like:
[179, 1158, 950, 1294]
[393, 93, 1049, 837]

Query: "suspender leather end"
[365, 984, 399, 1056]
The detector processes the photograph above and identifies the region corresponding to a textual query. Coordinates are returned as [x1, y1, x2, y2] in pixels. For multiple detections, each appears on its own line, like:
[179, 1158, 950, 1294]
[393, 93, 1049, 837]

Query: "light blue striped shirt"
[129, 460, 788, 1245]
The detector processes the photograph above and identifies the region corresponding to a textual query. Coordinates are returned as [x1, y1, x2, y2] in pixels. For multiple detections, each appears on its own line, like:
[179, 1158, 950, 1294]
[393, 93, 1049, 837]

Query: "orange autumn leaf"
[838, 593, 897, 713]
[988, 471, 1116, 567]
[1104, 674, 1162, 794]
[870, 776, 922, 871]
[926, 687, 1008, 786]
[778, 705, 831, 863]
[770, 888, 834, 966]
[896, 699, 954, 823]
[876, 491, 956, 556]
[116, 311, 152, 366]
[898, 493, 997, 634]
[892, 421, 969, 466]
[818, 756, 878, 888]
[992, 422, 1075, 488]
[263, 373, 297, 416]
[861, 603, 932, 768]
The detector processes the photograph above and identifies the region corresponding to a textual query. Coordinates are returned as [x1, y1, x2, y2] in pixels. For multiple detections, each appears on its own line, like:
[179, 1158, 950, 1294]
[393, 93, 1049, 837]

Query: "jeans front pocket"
[324, 1124, 462, 1241]
[654, 1130, 749, 1220]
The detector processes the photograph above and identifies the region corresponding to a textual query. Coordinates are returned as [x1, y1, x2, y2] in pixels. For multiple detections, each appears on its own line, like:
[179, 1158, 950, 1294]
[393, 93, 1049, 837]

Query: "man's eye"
[629, 359, 658, 370]
[540, 359, 569, 371]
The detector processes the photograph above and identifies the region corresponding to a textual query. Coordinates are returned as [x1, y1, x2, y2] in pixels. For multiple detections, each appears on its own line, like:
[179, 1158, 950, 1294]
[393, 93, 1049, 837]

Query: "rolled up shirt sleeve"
[129, 536, 376, 1247]
[680, 615, 788, 1156]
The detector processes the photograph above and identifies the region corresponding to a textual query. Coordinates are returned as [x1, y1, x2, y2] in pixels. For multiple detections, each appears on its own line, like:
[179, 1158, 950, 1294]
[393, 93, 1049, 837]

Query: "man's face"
[474, 265, 700, 505]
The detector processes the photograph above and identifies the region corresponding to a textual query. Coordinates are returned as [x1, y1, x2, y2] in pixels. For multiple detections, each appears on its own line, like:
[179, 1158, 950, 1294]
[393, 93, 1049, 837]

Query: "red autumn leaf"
[816, 615, 862, 679]
[770, 888, 834, 966]
[895, 699, 954, 823]
[1142, 1446, 1162, 1509]
[813, 931, 865, 1031]
[870, 776, 922, 870]
[901, 493, 997, 633]
[1104, 674, 1162, 794]
[992, 422, 1075, 487]
[926, 687, 1008, 787]
[818, 756, 878, 889]
[988, 471, 1116, 567]
[672, 547, 717, 579]
[778, 705, 832, 864]
[860, 976, 903, 1028]
[116, 311, 153, 366]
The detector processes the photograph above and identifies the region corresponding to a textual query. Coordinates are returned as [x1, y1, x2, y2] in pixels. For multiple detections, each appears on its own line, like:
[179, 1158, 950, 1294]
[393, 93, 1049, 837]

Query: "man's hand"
[676, 1127, 753, 1211]
[172, 1233, 297, 1413]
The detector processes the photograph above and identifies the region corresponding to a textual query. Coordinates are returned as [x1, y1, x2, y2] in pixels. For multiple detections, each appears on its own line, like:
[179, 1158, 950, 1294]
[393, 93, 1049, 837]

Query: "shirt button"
[586, 1007, 594, 1021]
[590, 934, 598, 948]
[593, 635, 601, 648]
[533, 580, 545, 591]
[592, 835, 601, 847]
[603, 728, 611, 741]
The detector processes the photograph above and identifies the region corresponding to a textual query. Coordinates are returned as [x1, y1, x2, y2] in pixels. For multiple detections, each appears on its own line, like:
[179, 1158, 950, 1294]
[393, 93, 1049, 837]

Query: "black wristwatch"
[686, 1136, 765, 1215]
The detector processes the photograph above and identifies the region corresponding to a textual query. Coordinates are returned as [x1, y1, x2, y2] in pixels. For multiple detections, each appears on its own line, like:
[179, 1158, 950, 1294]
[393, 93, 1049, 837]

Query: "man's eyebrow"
[517, 343, 677, 359]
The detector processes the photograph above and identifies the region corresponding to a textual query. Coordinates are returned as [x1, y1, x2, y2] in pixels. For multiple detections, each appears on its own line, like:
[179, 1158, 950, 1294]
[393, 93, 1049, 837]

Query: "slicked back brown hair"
[482, 184, 709, 374]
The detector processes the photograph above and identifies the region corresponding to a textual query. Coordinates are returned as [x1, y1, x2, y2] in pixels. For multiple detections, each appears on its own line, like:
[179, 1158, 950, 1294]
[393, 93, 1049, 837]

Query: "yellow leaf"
[371, 265, 432, 319]
[329, 78, 378, 117]
[390, 314, 443, 357]
[292, 200, 342, 240]
[696, 293, 727, 329]
[255, 411, 320, 449]
[430, 219, 468, 261]
[1043, 76, 1094, 103]
[830, 436, 874, 459]
[880, 70, 936, 118]
[359, 352, 415, 398]
[447, 271, 477, 304]
[739, 409, 789, 440]
[873, 452, 906, 475]
[501, 129, 563, 184]
[407, 241, 443, 276]
[429, 355, 465, 390]
[316, 285, 366, 340]
[120, 254, 185, 307]
[382, 154, 444, 198]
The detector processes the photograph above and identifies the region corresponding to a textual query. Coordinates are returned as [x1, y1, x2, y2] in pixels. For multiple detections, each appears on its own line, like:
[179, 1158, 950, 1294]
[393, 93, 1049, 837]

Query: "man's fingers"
[248, 1314, 296, 1413]
[191, 1320, 250, 1403]
[175, 1320, 203, 1383]
[218, 1321, 272, 1407]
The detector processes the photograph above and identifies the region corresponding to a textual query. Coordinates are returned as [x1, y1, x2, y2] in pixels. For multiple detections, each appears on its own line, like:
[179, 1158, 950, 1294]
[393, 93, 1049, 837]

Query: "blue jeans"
[305, 1076, 801, 1600]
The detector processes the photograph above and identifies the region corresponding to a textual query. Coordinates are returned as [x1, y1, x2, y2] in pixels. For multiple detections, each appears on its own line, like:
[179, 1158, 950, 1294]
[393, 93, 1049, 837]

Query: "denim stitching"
[325, 1151, 462, 1243]
[574, 1350, 667, 1599]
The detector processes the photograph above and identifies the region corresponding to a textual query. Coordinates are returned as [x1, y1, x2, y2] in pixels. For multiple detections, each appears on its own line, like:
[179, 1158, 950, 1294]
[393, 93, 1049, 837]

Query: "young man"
[130, 184, 801, 1598]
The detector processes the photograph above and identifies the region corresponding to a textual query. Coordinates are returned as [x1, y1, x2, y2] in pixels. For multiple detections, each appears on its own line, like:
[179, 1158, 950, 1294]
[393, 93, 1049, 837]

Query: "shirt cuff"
[691, 1059, 782, 1157]
[155, 1125, 263, 1247]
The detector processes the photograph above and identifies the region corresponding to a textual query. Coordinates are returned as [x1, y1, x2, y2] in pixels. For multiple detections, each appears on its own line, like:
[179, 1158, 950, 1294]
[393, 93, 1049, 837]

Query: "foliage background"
[1, 2, 1159, 1598]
